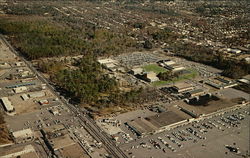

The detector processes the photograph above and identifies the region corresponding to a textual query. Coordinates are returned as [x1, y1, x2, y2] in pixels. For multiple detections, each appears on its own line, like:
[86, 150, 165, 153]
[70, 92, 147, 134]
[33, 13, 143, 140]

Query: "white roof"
[12, 128, 33, 139]
[13, 86, 27, 93]
[28, 91, 45, 98]
[164, 60, 176, 66]
[21, 94, 29, 101]
[98, 58, 117, 64]
[238, 79, 250, 84]
[1, 97, 14, 112]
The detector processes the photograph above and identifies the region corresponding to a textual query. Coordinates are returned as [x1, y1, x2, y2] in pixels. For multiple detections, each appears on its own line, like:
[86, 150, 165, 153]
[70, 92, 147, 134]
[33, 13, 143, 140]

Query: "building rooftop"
[12, 128, 33, 139]
[48, 134, 75, 151]
[1, 97, 14, 112]
[0, 144, 38, 158]
[173, 82, 193, 90]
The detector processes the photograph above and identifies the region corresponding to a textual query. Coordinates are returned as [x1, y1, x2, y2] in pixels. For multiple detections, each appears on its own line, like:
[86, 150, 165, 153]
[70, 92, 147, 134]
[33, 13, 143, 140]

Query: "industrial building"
[205, 77, 238, 89]
[142, 71, 159, 82]
[164, 64, 185, 72]
[41, 125, 75, 152]
[28, 91, 46, 98]
[0, 97, 14, 113]
[238, 75, 250, 84]
[172, 83, 194, 93]
[125, 117, 157, 136]
[126, 111, 187, 136]
[98, 58, 119, 71]
[158, 60, 185, 72]
[13, 86, 27, 93]
[47, 134, 76, 151]
[0, 144, 39, 158]
[12, 128, 34, 144]
[130, 67, 144, 75]
[39, 99, 49, 105]
[21, 94, 29, 101]
[185, 89, 205, 98]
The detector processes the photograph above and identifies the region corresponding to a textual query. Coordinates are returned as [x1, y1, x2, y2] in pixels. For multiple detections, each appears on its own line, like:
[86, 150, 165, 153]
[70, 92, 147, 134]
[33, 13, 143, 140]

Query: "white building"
[21, 94, 29, 101]
[173, 83, 194, 93]
[12, 128, 34, 143]
[0, 97, 14, 112]
[28, 91, 45, 98]
[130, 67, 144, 75]
[142, 72, 159, 82]
[13, 86, 27, 93]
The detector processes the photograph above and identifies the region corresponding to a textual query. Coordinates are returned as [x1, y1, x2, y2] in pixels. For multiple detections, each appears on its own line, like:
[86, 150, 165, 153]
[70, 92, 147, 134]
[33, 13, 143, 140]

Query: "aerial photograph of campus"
[0, 0, 249, 158]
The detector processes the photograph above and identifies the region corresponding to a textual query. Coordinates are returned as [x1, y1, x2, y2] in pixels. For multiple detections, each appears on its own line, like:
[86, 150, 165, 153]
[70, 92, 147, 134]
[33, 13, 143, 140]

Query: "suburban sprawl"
[0, 0, 249, 158]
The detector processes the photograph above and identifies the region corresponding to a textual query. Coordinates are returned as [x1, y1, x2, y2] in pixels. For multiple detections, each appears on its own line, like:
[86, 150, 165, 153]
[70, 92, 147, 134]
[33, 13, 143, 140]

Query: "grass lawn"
[152, 69, 198, 87]
[143, 64, 167, 74]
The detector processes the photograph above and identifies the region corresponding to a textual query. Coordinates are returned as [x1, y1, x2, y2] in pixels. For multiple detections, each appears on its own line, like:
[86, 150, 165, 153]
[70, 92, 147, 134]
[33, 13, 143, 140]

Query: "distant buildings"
[205, 77, 238, 89]
[158, 60, 185, 72]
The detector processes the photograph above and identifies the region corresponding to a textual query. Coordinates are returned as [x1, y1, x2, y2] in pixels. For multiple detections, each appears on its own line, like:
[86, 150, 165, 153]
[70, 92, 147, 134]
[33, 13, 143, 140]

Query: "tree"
[157, 70, 176, 81]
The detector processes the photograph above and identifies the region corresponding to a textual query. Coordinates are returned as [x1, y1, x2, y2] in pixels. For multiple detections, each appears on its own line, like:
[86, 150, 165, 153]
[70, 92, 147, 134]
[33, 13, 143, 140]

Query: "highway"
[0, 35, 128, 158]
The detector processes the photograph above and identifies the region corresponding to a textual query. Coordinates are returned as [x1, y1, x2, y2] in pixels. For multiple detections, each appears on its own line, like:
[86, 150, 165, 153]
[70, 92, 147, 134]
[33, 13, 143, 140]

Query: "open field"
[143, 64, 167, 74]
[152, 69, 198, 87]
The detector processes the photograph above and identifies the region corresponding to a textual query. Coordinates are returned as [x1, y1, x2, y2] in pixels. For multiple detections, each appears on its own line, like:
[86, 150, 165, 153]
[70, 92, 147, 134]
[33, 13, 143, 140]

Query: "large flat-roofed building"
[28, 91, 45, 98]
[142, 71, 159, 82]
[48, 134, 76, 151]
[165, 64, 185, 72]
[126, 117, 158, 136]
[173, 83, 194, 93]
[130, 67, 144, 75]
[12, 128, 34, 144]
[0, 144, 39, 158]
[205, 77, 238, 89]
[0, 97, 14, 112]
[98, 58, 119, 71]
[42, 124, 65, 134]
[185, 89, 205, 98]
[13, 86, 27, 93]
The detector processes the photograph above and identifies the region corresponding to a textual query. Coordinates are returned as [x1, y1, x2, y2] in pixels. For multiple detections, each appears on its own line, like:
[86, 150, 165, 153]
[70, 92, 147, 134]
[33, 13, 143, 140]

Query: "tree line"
[0, 18, 136, 60]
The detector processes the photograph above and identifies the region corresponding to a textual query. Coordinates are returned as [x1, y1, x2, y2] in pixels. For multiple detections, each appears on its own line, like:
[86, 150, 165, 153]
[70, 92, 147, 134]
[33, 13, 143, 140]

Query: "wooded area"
[0, 18, 136, 60]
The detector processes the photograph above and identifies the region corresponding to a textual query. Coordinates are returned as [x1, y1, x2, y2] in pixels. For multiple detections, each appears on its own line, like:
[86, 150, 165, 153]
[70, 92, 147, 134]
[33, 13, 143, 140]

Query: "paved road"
[0, 35, 128, 158]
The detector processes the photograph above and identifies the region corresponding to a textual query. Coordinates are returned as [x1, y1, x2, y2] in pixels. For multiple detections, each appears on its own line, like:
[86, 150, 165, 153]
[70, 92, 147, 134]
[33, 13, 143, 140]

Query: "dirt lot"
[9, 89, 54, 115]
[0, 39, 18, 63]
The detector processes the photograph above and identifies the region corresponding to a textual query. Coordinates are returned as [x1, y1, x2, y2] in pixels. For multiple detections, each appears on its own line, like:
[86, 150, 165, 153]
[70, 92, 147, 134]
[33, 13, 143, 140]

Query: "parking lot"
[120, 105, 250, 158]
